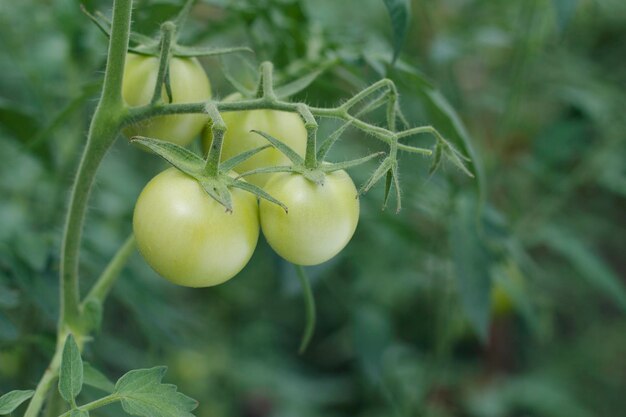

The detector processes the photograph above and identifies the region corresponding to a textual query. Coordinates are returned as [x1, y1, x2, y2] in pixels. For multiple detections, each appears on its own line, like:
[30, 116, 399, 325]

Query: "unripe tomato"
[133, 168, 259, 287]
[202, 101, 307, 186]
[259, 170, 359, 265]
[122, 53, 212, 146]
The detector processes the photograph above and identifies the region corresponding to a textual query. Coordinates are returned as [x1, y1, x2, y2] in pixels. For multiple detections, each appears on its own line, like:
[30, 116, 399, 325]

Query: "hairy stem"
[23, 333, 68, 417]
[83, 235, 136, 305]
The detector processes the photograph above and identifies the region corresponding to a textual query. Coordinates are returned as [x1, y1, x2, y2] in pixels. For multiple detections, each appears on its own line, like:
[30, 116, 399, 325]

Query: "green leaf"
[114, 367, 198, 417]
[250, 130, 304, 165]
[59, 335, 83, 404]
[130, 137, 204, 177]
[382, 0, 411, 64]
[275, 69, 323, 99]
[539, 226, 626, 312]
[70, 410, 89, 417]
[449, 193, 492, 342]
[0, 98, 39, 142]
[295, 265, 316, 354]
[83, 363, 115, 394]
[0, 390, 34, 415]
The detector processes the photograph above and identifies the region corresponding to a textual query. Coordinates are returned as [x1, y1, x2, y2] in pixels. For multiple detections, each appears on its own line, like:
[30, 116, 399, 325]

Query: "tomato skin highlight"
[133, 168, 259, 287]
[203, 108, 307, 186]
[259, 170, 360, 265]
[122, 53, 212, 146]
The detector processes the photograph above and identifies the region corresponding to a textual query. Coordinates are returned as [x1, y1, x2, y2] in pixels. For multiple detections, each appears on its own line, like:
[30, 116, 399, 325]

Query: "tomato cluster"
[125, 55, 360, 287]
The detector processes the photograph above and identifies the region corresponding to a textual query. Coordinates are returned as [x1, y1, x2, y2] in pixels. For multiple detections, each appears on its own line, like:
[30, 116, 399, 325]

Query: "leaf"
[70, 410, 89, 417]
[449, 193, 492, 342]
[0, 98, 40, 142]
[539, 226, 626, 312]
[0, 390, 34, 415]
[83, 363, 115, 394]
[130, 137, 204, 176]
[275, 69, 323, 99]
[114, 367, 198, 417]
[59, 335, 83, 404]
[382, 0, 411, 64]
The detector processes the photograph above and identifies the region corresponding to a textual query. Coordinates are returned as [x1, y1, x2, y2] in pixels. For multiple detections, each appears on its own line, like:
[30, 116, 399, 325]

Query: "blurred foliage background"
[1, 0, 625, 416]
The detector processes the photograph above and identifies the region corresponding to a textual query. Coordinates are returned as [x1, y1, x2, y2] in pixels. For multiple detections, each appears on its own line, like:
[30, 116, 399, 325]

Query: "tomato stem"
[150, 22, 176, 105]
[297, 104, 319, 169]
[83, 234, 136, 306]
[204, 103, 227, 176]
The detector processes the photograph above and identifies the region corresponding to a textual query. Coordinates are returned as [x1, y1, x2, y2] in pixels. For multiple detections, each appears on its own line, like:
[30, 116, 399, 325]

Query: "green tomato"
[122, 53, 211, 146]
[133, 168, 259, 287]
[259, 170, 359, 265]
[203, 105, 307, 186]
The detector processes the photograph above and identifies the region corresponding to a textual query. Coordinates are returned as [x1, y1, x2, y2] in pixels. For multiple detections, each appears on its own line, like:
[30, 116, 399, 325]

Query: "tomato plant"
[259, 170, 359, 265]
[133, 168, 259, 287]
[203, 105, 307, 186]
[122, 52, 212, 146]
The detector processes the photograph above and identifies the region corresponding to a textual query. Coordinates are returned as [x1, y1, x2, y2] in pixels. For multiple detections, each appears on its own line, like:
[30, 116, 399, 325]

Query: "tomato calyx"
[131, 136, 287, 213]
[235, 128, 385, 186]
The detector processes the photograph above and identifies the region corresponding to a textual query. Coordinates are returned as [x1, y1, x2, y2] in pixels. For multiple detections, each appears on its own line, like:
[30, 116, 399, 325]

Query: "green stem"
[58, 395, 119, 417]
[295, 265, 316, 354]
[203, 103, 226, 176]
[83, 235, 136, 305]
[297, 104, 318, 169]
[150, 22, 176, 104]
[59, 0, 132, 330]
[23, 333, 68, 417]
[99, 0, 133, 108]
[258, 61, 277, 100]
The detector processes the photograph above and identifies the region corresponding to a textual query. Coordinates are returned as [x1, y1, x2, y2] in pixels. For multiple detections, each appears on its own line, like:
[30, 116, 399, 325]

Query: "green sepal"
[382, 170, 392, 210]
[236, 165, 295, 179]
[172, 45, 253, 58]
[441, 138, 473, 177]
[80, 5, 157, 52]
[230, 180, 288, 212]
[197, 179, 233, 212]
[359, 157, 395, 196]
[429, 141, 443, 175]
[130, 137, 204, 176]
[316, 120, 353, 161]
[320, 152, 385, 173]
[396, 142, 432, 155]
[250, 130, 304, 165]
[220, 145, 272, 172]
[301, 169, 326, 186]
[391, 163, 402, 213]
